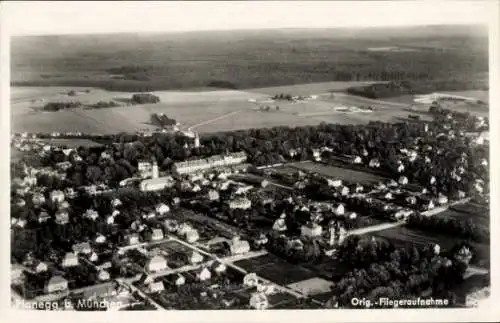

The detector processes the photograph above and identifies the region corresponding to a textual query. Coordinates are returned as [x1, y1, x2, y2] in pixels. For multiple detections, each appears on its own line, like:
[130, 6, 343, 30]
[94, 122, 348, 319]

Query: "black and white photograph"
[1, 1, 498, 320]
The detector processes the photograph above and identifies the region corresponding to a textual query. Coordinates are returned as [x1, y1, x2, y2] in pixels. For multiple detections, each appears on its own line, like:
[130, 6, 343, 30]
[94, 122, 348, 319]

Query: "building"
[333, 204, 345, 216]
[156, 203, 170, 215]
[138, 161, 152, 178]
[98, 270, 110, 281]
[146, 255, 168, 273]
[50, 190, 65, 203]
[197, 267, 212, 281]
[327, 179, 342, 188]
[243, 273, 259, 287]
[140, 176, 175, 192]
[228, 197, 252, 210]
[147, 281, 165, 294]
[249, 292, 269, 310]
[127, 233, 140, 245]
[45, 276, 68, 294]
[111, 198, 122, 208]
[151, 228, 164, 241]
[38, 211, 51, 223]
[272, 217, 287, 232]
[189, 252, 204, 264]
[194, 132, 200, 148]
[72, 242, 92, 255]
[172, 151, 247, 175]
[208, 190, 220, 201]
[55, 209, 69, 225]
[185, 230, 200, 243]
[61, 252, 79, 268]
[84, 209, 99, 221]
[229, 237, 250, 255]
[352, 156, 362, 164]
[301, 223, 323, 238]
[398, 176, 409, 185]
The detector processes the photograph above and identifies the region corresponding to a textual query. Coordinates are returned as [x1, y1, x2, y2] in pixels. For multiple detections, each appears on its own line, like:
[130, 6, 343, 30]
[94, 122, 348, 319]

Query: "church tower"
[152, 159, 159, 179]
[194, 132, 200, 148]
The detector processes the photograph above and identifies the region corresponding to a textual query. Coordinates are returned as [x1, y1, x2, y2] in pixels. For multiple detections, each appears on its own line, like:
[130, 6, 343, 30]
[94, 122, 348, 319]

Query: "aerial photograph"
[7, 1, 493, 313]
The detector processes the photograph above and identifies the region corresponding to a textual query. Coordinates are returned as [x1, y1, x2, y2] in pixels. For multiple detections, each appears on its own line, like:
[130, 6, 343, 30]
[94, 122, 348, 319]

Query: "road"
[349, 198, 472, 236]
[168, 235, 308, 299]
[188, 110, 243, 130]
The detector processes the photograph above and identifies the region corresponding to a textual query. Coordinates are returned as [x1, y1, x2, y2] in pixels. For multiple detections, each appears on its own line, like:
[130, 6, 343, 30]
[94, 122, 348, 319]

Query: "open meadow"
[288, 162, 388, 185]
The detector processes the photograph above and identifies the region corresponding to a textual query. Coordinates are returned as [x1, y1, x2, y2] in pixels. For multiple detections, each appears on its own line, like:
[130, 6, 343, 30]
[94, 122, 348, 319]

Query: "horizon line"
[10, 23, 489, 38]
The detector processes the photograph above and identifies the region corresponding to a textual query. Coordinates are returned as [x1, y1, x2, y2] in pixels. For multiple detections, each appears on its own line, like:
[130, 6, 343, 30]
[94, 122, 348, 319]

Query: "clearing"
[286, 277, 334, 296]
[288, 162, 388, 185]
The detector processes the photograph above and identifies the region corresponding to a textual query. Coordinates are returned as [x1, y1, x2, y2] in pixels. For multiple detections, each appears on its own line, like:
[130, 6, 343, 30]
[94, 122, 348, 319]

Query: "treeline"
[327, 236, 472, 307]
[41, 101, 82, 112]
[346, 79, 488, 99]
[406, 214, 489, 243]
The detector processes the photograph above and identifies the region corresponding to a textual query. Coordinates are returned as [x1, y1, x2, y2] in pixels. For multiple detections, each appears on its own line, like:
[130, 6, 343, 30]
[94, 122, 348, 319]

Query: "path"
[349, 197, 472, 236]
[188, 110, 243, 130]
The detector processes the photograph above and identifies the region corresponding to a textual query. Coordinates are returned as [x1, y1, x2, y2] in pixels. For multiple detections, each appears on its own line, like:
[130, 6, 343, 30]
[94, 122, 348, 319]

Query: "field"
[286, 277, 334, 296]
[11, 82, 433, 134]
[437, 209, 490, 229]
[234, 254, 318, 286]
[288, 162, 388, 185]
[36, 138, 103, 148]
[372, 227, 490, 268]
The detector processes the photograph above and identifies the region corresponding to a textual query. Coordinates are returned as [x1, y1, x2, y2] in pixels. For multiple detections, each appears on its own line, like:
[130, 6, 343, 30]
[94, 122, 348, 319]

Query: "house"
[146, 255, 168, 273]
[228, 197, 252, 210]
[89, 252, 99, 262]
[38, 211, 51, 223]
[164, 219, 180, 233]
[243, 273, 259, 287]
[272, 217, 287, 232]
[369, 158, 380, 168]
[208, 190, 220, 201]
[352, 156, 362, 164]
[397, 164, 405, 173]
[106, 215, 115, 225]
[229, 236, 250, 255]
[23, 176, 37, 186]
[438, 194, 449, 205]
[84, 209, 99, 221]
[61, 252, 79, 268]
[333, 204, 345, 216]
[249, 292, 269, 310]
[398, 176, 409, 185]
[405, 196, 417, 206]
[213, 262, 227, 274]
[185, 230, 200, 243]
[127, 233, 140, 245]
[111, 198, 122, 208]
[140, 176, 175, 192]
[150, 228, 164, 241]
[289, 149, 298, 158]
[376, 182, 387, 190]
[58, 200, 70, 210]
[384, 192, 394, 200]
[16, 218, 27, 228]
[98, 270, 110, 281]
[72, 242, 92, 255]
[147, 281, 165, 294]
[56, 161, 72, 171]
[189, 252, 204, 264]
[173, 274, 186, 286]
[30, 260, 48, 273]
[177, 223, 193, 236]
[326, 178, 342, 188]
[55, 209, 69, 225]
[192, 184, 202, 193]
[312, 149, 321, 161]
[112, 210, 120, 217]
[45, 276, 68, 294]
[50, 190, 65, 203]
[15, 199, 26, 207]
[197, 267, 212, 281]
[301, 222, 323, 238]
[347, 212, 357, 220]
[64, 187, 78, 199]
[430, 176, 437, 185]
[257, 283, 276, 295]
[156, 203, 170, 215]
[387, 179, 398, 188]
[31, 193, 45, 206]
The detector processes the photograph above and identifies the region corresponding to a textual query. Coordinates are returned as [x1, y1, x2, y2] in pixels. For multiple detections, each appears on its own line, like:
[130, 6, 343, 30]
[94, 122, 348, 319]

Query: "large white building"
[140, 176, 175, 192]
[172, 152, 247, 175]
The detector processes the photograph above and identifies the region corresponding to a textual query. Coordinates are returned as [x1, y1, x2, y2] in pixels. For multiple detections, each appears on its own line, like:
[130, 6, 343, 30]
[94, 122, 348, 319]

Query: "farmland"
[11, 83, 432, 135]
[288, 162, 388, 185]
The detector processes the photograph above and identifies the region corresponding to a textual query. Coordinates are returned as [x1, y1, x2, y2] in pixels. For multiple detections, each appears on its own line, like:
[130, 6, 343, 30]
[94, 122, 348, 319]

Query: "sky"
[1, 1, 496, 36]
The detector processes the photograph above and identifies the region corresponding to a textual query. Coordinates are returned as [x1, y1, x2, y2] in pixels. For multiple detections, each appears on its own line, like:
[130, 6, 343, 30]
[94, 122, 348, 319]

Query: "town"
[10, 98, 490, 310]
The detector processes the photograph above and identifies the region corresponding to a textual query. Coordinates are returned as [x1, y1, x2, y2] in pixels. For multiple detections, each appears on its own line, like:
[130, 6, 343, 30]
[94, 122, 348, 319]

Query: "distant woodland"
[11, 26, 488, 92]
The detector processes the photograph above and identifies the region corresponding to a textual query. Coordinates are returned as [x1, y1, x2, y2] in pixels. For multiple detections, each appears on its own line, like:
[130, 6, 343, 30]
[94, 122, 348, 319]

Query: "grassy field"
[234, 254, 317, 286]
[289, 162, 388, 185]
[372, 227, 490, 268]
[11, 83, 433, 134]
